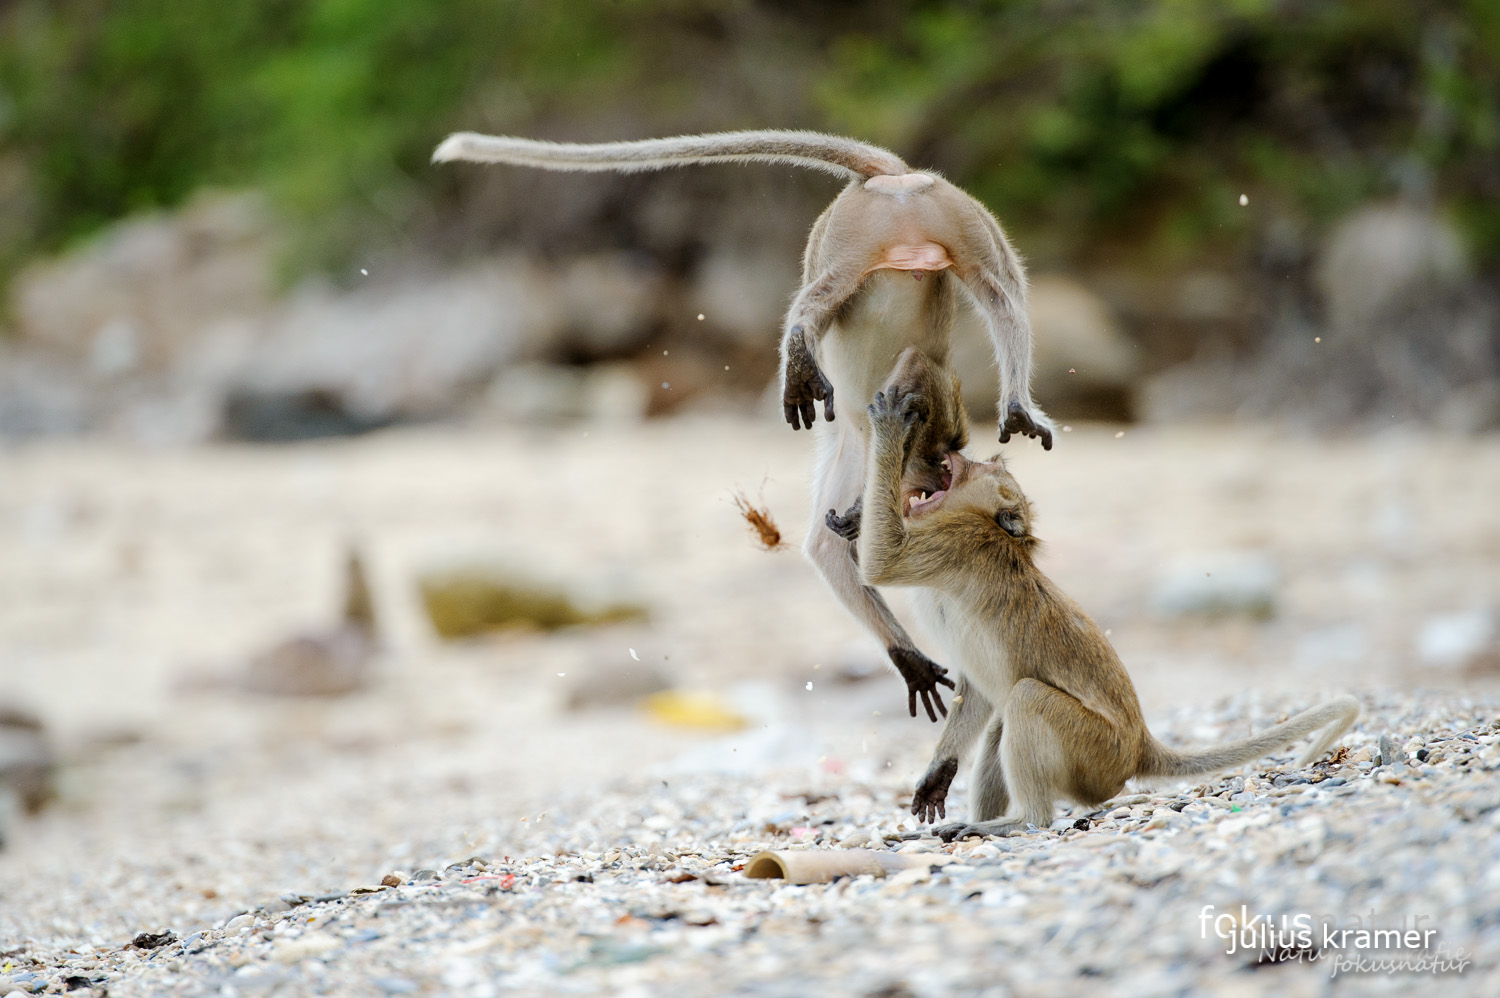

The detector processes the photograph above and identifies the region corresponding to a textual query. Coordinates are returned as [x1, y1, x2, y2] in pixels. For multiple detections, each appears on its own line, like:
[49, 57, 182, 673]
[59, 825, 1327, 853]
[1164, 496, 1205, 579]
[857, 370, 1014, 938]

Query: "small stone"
[273, 934, 340, 964]
[224, 913, 255, 932]
[380, 873, 404, 888]
[1378, 734, 1401, 767]
[130, 930, 177, 949]
[411, 870, 441, 881]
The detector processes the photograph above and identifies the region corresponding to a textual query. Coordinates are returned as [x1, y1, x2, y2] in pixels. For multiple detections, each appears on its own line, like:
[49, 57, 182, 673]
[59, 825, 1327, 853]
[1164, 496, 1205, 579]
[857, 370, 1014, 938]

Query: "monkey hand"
[868, 389, 926, 457]
[886, 646, 955, 722]
[911, 757, 958, 823]
[825, 499, 862, 541]
[782, 326, 835, 430]
[999, 401, 1054, 451]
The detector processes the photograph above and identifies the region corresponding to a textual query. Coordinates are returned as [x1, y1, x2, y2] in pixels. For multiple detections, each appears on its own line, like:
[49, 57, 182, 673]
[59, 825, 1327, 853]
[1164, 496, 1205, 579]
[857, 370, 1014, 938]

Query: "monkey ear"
[995, 508, 1027, 538]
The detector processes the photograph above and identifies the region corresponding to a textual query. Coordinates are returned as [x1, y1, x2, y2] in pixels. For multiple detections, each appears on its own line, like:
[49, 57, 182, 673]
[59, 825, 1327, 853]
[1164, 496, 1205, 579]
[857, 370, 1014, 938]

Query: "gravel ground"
[1, 416, 1498, 996]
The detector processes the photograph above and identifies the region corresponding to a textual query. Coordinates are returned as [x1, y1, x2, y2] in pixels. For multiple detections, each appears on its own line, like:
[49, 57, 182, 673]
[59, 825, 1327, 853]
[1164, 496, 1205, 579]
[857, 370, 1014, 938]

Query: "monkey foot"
[782, 326, 835, 430]
[886, 646, 955, 722]
[933, 819, 1030, 842]
[999, 401, 1054, 451]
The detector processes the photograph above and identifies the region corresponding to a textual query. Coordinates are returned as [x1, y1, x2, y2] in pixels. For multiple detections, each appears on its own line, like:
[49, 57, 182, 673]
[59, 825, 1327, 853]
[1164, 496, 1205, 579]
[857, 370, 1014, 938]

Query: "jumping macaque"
[433, 130, 1054, 720]
[855, 361, 1359, 839]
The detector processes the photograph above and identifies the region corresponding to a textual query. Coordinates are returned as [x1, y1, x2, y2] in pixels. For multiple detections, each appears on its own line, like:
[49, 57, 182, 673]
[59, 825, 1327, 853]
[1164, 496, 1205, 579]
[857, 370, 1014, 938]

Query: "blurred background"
[0, 0, 1498, 437]
[2, 0, 1500, 942]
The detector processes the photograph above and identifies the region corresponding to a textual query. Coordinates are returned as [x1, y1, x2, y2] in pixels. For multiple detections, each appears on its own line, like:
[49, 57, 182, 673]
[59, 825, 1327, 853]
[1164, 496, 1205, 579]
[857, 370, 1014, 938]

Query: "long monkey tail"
[1137, 695, 1360, 778]
[431, 129, 909, 181]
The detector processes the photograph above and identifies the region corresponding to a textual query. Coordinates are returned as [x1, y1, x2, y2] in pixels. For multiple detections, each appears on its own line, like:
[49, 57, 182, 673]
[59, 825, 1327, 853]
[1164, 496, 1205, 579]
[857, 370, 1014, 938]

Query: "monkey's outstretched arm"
[858, 390, 939, 589]
[856, 388, 961, 718]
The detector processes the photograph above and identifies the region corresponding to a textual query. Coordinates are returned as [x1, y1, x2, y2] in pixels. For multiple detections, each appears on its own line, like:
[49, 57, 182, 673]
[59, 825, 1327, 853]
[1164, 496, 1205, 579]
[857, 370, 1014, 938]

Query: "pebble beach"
[2, 416, 1498, 996]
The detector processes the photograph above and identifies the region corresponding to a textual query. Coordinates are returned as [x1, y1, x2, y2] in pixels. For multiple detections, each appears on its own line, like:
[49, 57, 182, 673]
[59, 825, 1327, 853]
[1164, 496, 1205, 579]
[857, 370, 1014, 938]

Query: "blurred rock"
[543, 255, 664, 362]
[1436, 379, 1500, 435]
[952, 274, 1139, 422]
[1150, 552, 1278, 619]
[1, 186, 678, 441]
[1144, 202, 1497, 431]
[1317, 204, 1469, 337]
[222, 261, 543, 440]
[481, 362, 649, 424]
[691, 250, 798, 351]
[564, 664, 673, 711]
[11, 190, 277, 370]
[240, 550, 378, 697]
[417, 567, 646, 640]
[0, 345, 91, 436]
[0, 707, 55, 814]
[222, 387, 395, 443]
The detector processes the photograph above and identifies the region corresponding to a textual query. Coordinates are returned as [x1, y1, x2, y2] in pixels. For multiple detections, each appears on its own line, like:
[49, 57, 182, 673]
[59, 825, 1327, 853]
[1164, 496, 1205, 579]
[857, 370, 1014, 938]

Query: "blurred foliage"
[819, 0, 1500, 265]
[0, 0, 1496, 286]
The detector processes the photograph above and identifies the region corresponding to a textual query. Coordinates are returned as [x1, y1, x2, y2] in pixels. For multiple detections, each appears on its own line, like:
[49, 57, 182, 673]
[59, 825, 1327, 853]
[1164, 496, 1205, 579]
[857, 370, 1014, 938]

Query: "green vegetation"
[0, 0, 1495, 285]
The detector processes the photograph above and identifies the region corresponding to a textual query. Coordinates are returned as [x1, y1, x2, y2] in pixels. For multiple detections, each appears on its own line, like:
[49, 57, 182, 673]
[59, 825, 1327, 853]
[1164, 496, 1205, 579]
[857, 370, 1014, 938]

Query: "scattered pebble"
[1, 692, 1493, 992]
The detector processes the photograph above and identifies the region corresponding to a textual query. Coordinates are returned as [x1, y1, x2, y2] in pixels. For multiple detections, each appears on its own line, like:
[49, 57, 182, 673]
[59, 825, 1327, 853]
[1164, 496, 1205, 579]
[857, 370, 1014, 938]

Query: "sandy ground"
[1, 415, 1498, 995]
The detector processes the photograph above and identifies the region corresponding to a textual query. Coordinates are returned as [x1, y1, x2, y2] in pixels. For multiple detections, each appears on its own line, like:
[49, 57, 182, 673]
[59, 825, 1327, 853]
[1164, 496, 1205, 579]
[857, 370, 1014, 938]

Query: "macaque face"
[904, 451, 1031, 540]
[881, 347, 968, 505]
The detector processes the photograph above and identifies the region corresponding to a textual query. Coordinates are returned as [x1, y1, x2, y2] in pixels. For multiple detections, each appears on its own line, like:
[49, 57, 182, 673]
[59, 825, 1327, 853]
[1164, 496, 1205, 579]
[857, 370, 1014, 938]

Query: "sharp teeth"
[921, 492, 929, 501]
[941, 458, 950, 470]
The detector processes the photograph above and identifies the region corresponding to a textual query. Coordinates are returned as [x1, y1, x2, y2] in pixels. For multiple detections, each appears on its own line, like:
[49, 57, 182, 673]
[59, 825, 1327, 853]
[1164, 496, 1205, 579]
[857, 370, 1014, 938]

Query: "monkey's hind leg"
[955, 261, 1055, 451]
[779, 263, 876, 430]
[781, 326, 835, 430]
[937, 678, 1127, 841]
[968, 712, 1011, 821]
[930, 707, 1010, 837]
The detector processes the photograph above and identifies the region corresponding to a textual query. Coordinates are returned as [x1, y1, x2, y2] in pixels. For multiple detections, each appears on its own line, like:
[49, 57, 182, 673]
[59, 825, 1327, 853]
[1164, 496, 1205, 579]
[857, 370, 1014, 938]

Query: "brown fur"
[856, 370, 1359, 839]
[434, 129, 1055, 721]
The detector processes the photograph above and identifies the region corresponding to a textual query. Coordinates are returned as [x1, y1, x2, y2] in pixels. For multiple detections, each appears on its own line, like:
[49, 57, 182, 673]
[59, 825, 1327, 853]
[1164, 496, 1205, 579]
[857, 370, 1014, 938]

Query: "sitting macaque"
[854, 372, 1359, 840]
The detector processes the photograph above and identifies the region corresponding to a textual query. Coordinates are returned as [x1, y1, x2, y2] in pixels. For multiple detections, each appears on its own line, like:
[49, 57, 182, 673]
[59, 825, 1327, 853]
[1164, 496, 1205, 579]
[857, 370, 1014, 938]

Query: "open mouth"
[904, 454, 958, 517]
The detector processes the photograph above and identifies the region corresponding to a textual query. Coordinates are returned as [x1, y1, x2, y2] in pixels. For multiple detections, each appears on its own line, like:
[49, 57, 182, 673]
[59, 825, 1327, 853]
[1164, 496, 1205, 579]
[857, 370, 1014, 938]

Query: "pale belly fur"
[911, 588, 1015, 709]
[815, 269, 952, 439]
